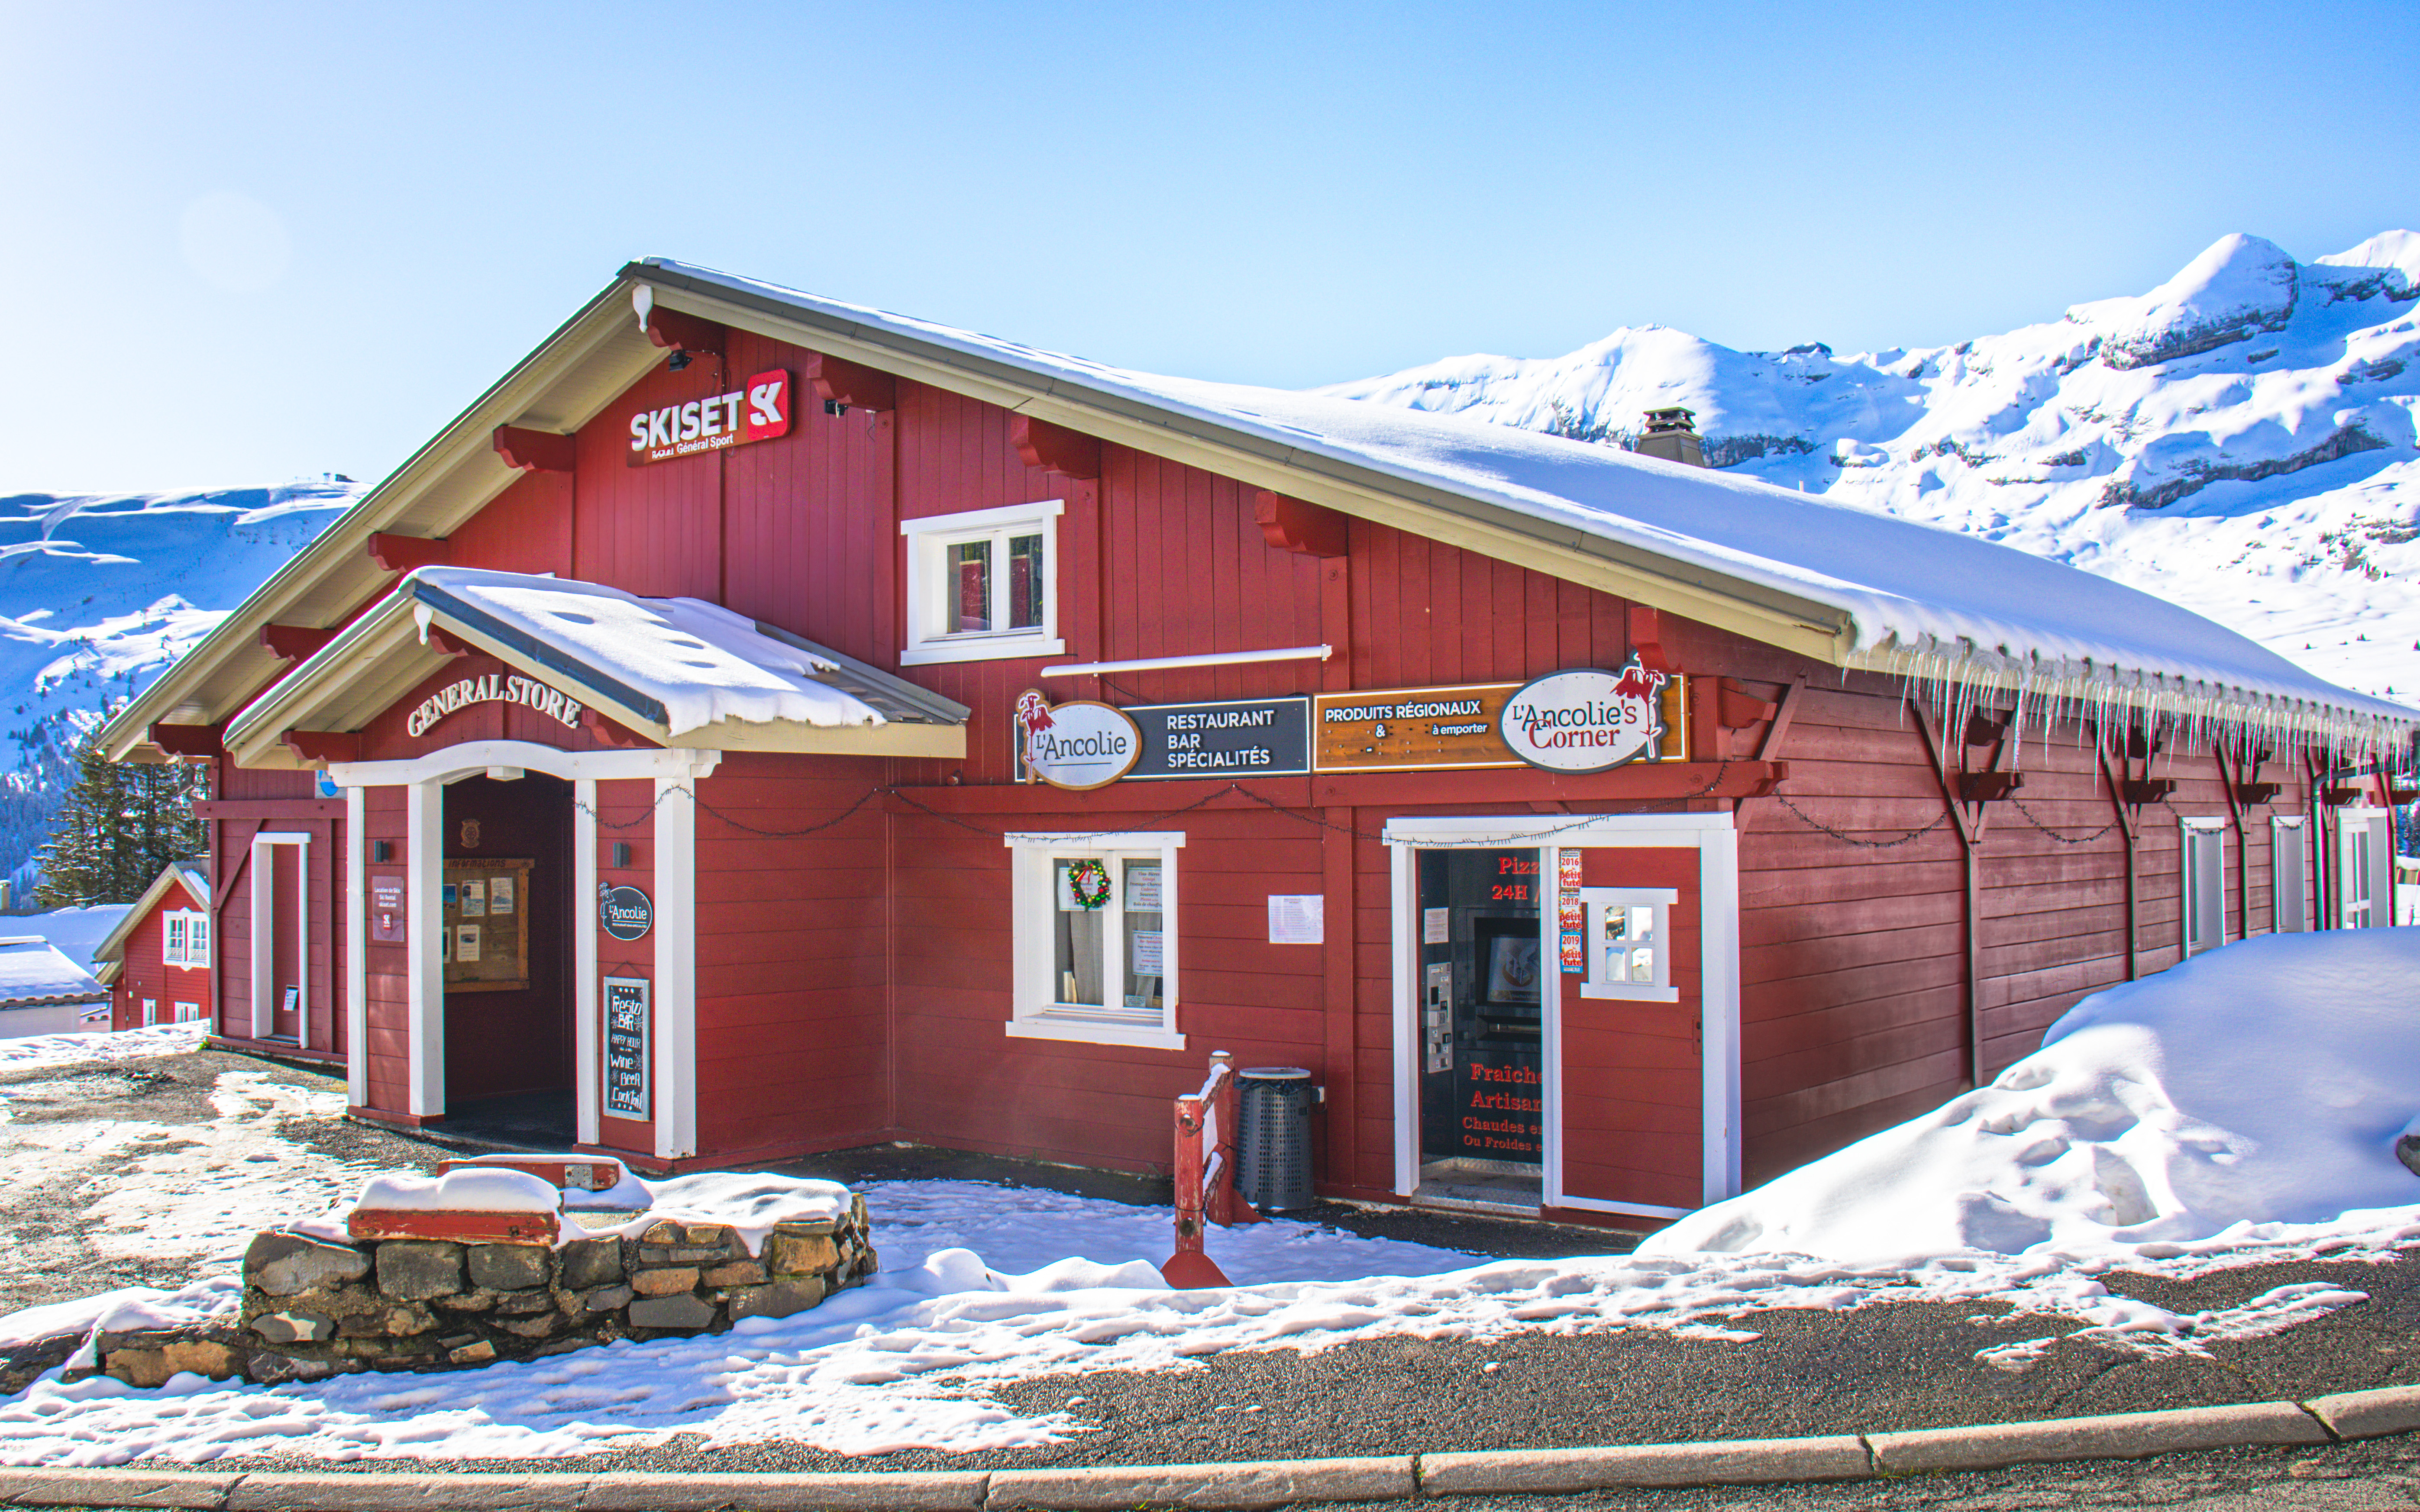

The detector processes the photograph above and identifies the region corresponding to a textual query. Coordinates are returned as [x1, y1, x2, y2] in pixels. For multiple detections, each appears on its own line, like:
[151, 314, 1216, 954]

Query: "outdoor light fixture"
[371, 841, 393, 863]
[612, 841, 633, 868]
[667, 351, 692, 372]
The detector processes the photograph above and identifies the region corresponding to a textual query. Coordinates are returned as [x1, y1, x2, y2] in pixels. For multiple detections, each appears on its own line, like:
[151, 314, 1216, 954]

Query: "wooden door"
[1554, 846, 1700, 1213]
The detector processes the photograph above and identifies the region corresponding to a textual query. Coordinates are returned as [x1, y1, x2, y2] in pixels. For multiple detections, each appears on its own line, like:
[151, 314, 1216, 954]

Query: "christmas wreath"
[1065, 858, 1113, 910]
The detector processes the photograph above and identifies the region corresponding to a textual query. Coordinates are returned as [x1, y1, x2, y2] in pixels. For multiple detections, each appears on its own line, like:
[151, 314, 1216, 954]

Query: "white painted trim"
[653, 777, 698, 1160]
[1042, 644, 1332, 677]
[573, 778, 600, 1147]
[898, 636, 1067, 667]
[2179, 815, 2228, 954]
[1003, 831, 1186, 1050]
[1577, 887, 1681, 1003]
[899, 500, 1064, 666]
[898, 497, 1066, 535]
[346, 785, 367, 1106]
[1382, 811, 1743, 1214]
[406, 780, 444, 1116]
[249, 832, 312, 1043]
[2271, 814, 2309, 933]
[328, 741, 721, 789]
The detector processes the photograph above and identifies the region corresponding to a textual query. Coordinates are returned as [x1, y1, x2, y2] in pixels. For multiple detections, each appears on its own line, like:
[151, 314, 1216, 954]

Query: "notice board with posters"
[442, 858, 533, 992]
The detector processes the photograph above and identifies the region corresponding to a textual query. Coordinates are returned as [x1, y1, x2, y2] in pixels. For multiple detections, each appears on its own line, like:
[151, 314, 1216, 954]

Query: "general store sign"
[406, 672, 584, 739]
[1500, 658, 1668, 773]
[626, 369, 793, 465]
[1124, 697, 1310, 780]
[1314, 671, 1684, 773]
[1017, 693, 1140, 790]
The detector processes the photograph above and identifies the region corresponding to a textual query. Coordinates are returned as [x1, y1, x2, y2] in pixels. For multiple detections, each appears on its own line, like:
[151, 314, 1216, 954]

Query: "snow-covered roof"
[0, 938, 107, 1007]
[90, 862, 210, 967]
[220, 567, 969, 766]
[643, 259, 2416, 745]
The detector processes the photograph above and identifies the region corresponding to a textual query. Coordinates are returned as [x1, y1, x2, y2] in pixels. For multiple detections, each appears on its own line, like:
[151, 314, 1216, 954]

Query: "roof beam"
[282, 730, 360, 766]
[641, 308, 723, 356]
[805, 353, 896, 413]
[259, 625, 336, 663]
[147, 722, 224, 758]
[491, 426, 576, 474]
[368, 533, 451, 574]
[1012, 416, 1101, 480]
[1254, 492, 1348, 558]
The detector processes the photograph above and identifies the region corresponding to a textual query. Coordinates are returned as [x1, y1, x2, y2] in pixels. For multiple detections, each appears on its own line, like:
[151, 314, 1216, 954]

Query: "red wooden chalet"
[97, 263, 2417, 1225]
[93, 860, 213, 1031]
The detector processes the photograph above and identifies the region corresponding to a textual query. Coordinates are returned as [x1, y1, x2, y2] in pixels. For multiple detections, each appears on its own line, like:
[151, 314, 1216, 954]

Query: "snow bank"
[352, 1169, 562, 1215]
[1648, 931, 2420, 1264]
[0, 1021, 202, 1071]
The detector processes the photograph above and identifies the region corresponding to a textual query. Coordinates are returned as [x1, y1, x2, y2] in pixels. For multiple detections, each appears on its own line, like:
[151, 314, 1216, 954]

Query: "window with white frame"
[2338, 807, 2391, 928]
[1578, 887, 1679, 1002]
[163, 908, 210, 969]
[899, 500, 1065, 665]
[2180, 818, 2226, 955]
[2271, 816, 2308, 932]
[142, 998, 158, 1026]
[1005, 830, 1183, 1048]
[172, 1001, 200, 1022]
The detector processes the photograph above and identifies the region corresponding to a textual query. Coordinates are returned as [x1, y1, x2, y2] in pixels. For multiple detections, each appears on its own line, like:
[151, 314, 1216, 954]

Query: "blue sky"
[3, 0, 2414, 492]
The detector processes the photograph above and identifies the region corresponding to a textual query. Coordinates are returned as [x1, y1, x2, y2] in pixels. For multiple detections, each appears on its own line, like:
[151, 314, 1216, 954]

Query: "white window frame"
[2271, 815, 2309, 933]
[900, 500, 1066, 666]
[2180, 816, 2227, 956]
[1004, 829, 1184, 1050]
[142, 998, 159, 1026]
[2338, 806, 2390, 928]
[172, 1001, 200, 1023]
[162, 908, 210, 969]
[251, 831, 312, 1042]
[1577, 887, 1680, 1003]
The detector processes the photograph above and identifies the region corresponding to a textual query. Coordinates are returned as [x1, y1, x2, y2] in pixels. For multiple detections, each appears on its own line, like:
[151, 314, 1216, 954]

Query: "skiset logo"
[627, 369, 793, 464]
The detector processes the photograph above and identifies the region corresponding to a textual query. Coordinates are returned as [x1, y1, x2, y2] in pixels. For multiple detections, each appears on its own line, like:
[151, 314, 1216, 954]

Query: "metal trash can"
[1237, 1067, 1315, 1214]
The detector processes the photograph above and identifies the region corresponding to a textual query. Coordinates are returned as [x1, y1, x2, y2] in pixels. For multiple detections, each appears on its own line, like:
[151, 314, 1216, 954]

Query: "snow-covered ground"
[1324, 230, 2420, 704]
[0, 1021, 203, 1071]
[2, 935, 2417, 1465]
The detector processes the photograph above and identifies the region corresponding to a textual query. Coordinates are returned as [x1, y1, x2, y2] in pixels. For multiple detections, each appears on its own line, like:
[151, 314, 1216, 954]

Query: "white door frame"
[1383, 811, 1741, 1219]
[326, 741, 719, 1133]
[250, 831, 313, 1043]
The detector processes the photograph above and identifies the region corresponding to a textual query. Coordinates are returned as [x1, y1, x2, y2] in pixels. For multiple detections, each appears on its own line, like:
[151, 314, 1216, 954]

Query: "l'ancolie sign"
[407, 673, 585, 739]
[627, 370, 793, 465]
[1498, 657, 1669, 773]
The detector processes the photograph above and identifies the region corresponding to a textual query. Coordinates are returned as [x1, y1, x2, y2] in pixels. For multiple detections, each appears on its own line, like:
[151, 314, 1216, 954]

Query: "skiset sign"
[627, 369, 793, 464]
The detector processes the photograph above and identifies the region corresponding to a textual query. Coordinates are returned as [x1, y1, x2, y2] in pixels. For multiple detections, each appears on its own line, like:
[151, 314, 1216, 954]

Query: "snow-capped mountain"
[1321, 232, 2420, 706]
[0, 485, 352, 898]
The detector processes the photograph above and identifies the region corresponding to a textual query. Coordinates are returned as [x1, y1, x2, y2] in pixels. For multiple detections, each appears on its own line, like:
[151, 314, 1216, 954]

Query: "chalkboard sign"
[604, 976, 649, 1119]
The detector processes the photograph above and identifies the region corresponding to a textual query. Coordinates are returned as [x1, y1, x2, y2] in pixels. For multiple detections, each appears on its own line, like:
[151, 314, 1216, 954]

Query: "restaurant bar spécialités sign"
[1018, 662, 1683, 790]
[627, 369, 794, 465]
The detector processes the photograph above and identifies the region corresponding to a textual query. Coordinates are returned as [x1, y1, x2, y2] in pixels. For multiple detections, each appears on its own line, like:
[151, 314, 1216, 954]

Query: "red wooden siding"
[1559, 848, 1701, 1212]
[593, 777, 656, 1153]
[362, 788, 410, 1112]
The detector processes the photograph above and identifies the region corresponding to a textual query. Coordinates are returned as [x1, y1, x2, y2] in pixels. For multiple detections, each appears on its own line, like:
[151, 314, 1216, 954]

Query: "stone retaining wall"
[82, 1196, 876, 1388]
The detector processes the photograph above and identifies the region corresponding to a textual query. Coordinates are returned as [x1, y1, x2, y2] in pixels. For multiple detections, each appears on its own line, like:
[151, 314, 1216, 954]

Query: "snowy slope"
[1321, 232, 2420, 704]
[0, 485, 352, 896]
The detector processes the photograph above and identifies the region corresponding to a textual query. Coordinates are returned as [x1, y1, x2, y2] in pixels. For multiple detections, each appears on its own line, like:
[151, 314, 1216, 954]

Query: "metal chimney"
[1636, 406, 1706, 467]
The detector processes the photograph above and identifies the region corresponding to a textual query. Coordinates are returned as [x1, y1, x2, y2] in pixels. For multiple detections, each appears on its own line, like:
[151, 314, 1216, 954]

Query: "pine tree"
[34, 720, 208, 907]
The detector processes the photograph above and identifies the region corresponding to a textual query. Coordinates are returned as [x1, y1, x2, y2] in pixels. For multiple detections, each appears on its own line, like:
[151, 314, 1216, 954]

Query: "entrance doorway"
[1415, 847, 1545, 1209]
[440, 772, 575, 1144]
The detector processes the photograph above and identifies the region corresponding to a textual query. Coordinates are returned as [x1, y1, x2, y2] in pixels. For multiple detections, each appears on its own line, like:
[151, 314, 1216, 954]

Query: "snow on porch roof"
[0, 938, 106, 1009]
[643, 259, 2417, 747]
[222, 568, 968, 767]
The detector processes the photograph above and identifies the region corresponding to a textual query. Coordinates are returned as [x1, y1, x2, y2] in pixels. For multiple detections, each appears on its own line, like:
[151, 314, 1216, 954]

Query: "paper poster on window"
[1127, 864, 1162, 911]
[453, 924, 482, 963]
[488, 876, 515, 915]
[442, 882, 458, 908]
[1131, 929, 1164, 974]
[460, 880, 486, 918]
[1422, 907, 1450, 945]
[1267, 894, 1323, 945]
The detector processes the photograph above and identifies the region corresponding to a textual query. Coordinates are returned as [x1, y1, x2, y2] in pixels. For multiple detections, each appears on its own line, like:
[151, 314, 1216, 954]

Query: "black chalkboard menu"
[604, 976, 649, 1119]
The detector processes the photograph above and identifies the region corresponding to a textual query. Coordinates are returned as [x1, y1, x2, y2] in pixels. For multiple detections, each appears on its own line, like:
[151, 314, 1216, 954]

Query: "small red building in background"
[94, 861, 213, 1030]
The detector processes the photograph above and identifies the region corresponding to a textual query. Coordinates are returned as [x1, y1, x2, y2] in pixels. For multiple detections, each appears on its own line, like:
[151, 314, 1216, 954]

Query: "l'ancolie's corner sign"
[627, 370, 793, 465]
[1499, 658, 1670, 774]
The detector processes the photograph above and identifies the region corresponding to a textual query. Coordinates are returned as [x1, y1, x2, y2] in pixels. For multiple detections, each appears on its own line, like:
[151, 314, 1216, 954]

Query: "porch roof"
[222, 568, 969, 769]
